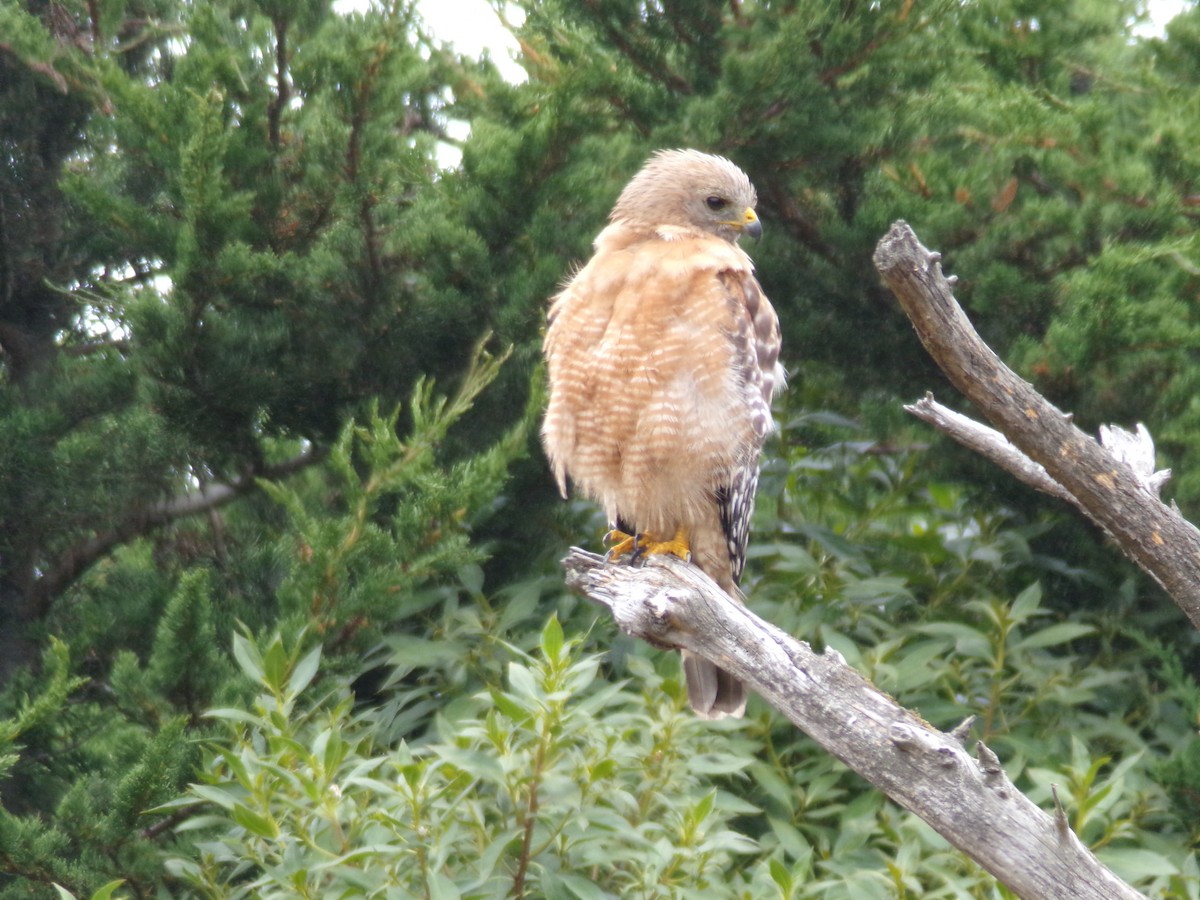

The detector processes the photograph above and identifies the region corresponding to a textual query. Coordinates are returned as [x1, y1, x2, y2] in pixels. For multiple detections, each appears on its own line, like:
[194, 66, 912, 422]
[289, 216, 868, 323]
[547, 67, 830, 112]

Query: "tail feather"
[682, 650, 746, 719]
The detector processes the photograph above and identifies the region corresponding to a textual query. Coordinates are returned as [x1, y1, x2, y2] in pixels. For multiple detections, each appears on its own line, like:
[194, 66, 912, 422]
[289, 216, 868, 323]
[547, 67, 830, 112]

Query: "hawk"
[542, 149, 783, 718]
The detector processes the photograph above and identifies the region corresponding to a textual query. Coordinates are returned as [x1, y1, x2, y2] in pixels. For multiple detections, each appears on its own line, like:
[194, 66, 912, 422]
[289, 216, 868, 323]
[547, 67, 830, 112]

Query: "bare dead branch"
[873, 220, 1200, 630]
[905, 393, 1076, 503]
[562, 548, 1145, 900]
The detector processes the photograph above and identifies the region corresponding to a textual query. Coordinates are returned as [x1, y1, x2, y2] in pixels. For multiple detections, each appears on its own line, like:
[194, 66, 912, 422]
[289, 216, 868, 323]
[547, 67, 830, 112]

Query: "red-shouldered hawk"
[542, 149, 783, 718]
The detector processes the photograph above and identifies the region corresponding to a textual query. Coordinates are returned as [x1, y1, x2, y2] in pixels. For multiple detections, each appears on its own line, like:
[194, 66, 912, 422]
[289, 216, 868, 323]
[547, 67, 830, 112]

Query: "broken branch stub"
[873, 220, 1200, 630]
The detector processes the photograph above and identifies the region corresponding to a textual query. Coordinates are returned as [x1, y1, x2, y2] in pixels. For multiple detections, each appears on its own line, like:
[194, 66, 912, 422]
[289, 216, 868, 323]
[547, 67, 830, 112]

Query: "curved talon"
[604, 527, 691, 564]
[638, 529, 692, 563]
[604, 529, 637, 561]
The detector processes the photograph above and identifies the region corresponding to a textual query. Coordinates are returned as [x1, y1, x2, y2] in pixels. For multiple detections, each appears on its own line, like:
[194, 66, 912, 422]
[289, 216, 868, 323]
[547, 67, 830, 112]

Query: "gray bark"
[562, 549, 1144, 900]
[873, 220, 1200, 629]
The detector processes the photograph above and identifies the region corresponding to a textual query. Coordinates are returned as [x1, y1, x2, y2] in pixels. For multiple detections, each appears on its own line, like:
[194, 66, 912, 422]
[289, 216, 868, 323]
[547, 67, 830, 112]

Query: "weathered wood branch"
[905, 393, 1076, 504]
[905, 395, 1173, 544]
[562, 548, 1144, 900]
[873, 220, 1200, 630]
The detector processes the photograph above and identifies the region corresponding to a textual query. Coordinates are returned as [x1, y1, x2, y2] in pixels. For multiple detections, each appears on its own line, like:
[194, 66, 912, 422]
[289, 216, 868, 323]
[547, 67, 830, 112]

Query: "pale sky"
[417, 0, 526, 84]
[414, 0, 1190, 64]
[349, 0, 1193, 165]
[1136, 0, 1191, 34]
[414, 0, 1191, 55]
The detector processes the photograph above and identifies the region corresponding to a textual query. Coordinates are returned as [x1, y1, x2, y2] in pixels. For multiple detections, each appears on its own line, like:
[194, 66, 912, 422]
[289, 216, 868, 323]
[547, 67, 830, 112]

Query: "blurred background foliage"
[2, 0, 1199, 896]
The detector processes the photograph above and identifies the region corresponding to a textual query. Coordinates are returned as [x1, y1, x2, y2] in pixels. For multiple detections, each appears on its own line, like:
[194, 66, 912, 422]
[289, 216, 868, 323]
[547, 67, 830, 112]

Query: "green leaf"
[507, 662, 540, 700]
[172, 814, 231, 834]
[231, 803, 280, 839]
[700, 830, 760, 854]
[687, 752, 754, 775]
[231, 631, 264, 683]
[537, 869, 572, 900]
[90, 880, 128, 900]
[489, 688, 530, 721]
[750, 763, 796, 814]
[262, 637, 290, 692]
[557, 872, 613, 899]
[204, 707, 264, 726]
[841, 575, 913, 607]
[768, 817, 811, 862]
[435, 745, 506, 784]
[916, 622, 991, 659]
[386, 635, 465, 673]
[1009, 581, 1043, 621]
[189, 783, 238, 811]
[540, 614, 564, 662]
[889, 639, 953, 689]
[287, 644, 322, 698]
[1099, 847, 1181, 881]
[761, 542, 820, 575]
[769, 856, 793, 892]
[1013, 623, 1094, 652]
[474, 826, 524, 884]
[426, 871, 461, 900]
[692, 789, 716, 823]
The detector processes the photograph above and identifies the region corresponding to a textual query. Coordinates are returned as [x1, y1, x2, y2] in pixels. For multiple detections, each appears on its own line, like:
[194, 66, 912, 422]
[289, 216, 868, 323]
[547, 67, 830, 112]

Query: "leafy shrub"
[164, 619, 762, 898]
[161, 432, 1200, 898]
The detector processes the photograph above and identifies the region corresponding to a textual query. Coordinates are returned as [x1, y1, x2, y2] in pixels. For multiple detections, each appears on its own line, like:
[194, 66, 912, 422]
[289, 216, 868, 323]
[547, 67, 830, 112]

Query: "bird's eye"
[705, 196, 727, 211]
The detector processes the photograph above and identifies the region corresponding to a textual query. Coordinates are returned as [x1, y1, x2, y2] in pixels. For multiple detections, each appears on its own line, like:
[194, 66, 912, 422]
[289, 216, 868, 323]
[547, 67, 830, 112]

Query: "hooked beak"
[741, 207, 762, 241]
[719, 207, 762, 242]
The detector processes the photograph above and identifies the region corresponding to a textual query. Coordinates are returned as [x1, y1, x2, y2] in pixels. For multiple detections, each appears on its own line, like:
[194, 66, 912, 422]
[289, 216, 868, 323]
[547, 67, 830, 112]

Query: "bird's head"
[611, 149, 761, 244]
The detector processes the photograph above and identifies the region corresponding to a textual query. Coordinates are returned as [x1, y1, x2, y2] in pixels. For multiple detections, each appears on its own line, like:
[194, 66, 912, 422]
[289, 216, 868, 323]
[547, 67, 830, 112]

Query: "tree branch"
[906, 394, 1172, 525]
[873, 220, 1200, 630]
[562, 548, 1144, 900]
[33, 445, 325, 610]
[905, 393, 1078, 504]
[267, 14, 289, 152]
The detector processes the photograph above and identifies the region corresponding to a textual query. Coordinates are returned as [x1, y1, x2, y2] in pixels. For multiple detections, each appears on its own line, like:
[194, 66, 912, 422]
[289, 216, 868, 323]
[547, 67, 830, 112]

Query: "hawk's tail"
[682, 650, 746, 719]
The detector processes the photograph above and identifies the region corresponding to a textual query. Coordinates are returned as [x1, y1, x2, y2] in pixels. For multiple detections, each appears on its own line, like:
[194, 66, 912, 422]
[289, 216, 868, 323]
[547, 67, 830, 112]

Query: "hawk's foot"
[637, 528, 692, 563]
[603, 528, 637, 561]
[604, 528, 691, 563]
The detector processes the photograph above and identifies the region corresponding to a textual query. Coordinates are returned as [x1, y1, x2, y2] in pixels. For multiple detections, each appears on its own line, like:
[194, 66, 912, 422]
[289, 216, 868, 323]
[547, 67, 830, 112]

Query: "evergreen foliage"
[3, 0, 1200, 896]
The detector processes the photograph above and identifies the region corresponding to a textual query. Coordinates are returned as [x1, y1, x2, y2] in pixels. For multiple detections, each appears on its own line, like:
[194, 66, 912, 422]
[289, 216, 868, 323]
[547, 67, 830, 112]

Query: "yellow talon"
[604, 528, 637, 560]
[604, 527, 691, 563]
[640, 527, 692, 562]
